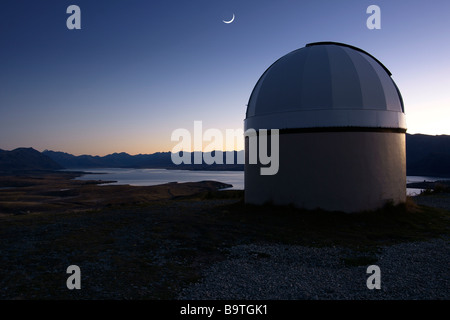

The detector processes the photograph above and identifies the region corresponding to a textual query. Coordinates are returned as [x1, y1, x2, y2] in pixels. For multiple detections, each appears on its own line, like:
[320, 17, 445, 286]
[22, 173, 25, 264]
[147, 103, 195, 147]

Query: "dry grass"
[0, 172, 448, 299]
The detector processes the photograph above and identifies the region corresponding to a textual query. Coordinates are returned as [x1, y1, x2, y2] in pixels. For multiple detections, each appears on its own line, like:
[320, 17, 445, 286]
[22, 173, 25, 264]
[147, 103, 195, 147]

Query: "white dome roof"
[245, 42, 406, 131]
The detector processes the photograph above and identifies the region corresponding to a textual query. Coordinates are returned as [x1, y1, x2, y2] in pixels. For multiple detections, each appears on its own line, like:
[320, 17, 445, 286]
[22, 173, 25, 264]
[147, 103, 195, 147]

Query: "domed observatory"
[244, 42, 406, 213]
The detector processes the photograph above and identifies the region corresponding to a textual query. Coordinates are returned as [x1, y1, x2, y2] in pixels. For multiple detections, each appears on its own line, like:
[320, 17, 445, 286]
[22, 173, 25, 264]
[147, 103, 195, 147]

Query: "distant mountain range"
[0, 147, 63, 171]
[42, 150, 245, 171]
[1, 133, 449, 177]
[406, 134, 450, 177]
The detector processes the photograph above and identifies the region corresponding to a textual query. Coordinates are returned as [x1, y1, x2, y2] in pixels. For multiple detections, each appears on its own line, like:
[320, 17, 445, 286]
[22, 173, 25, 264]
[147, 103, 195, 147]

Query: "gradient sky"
[1, 0, 449, 156]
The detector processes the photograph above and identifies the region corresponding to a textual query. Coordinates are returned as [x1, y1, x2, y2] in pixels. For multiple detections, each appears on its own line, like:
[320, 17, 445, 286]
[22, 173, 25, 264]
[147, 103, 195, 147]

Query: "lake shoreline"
[66, 168, 450, 196]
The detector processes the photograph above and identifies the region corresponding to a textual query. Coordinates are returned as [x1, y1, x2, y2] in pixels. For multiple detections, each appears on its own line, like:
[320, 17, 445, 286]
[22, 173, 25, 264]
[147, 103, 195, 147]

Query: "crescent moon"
[223, 14, 235, 24]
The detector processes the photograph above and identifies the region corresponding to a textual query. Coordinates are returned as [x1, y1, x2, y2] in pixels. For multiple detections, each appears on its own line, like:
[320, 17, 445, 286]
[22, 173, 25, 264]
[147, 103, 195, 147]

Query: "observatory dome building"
[244, 42, 406, 213]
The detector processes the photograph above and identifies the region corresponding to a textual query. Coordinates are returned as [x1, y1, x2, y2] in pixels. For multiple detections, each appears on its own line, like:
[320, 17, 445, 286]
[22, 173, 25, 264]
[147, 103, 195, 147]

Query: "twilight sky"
[1, 0, 449, 156]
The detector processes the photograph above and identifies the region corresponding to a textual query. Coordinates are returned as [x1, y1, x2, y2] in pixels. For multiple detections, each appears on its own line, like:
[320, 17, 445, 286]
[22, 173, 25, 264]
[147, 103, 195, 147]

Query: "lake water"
[68, 168, 448, 196]
[406, 176, 449, 196]
[70, 168, 245, 190]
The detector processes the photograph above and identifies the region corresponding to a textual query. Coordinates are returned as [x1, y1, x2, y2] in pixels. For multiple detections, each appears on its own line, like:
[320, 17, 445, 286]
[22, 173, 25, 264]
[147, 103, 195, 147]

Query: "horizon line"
[1, 147, 246, 158]
[2, 131, 449, 157]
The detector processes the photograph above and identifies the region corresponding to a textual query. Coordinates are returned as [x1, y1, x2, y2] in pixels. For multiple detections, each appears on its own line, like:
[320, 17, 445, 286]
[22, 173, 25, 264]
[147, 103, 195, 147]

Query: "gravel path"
[178, 237, 449, 300]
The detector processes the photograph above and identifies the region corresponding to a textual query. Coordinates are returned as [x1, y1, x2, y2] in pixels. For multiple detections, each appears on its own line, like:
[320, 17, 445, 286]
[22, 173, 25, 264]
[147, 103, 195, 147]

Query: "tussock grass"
[1, 181, 448, 299]
[215, 193, 449, 249]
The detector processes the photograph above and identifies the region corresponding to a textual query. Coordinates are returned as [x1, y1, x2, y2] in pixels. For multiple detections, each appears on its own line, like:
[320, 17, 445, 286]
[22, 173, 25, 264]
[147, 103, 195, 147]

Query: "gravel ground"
[178, 237, 449, 300]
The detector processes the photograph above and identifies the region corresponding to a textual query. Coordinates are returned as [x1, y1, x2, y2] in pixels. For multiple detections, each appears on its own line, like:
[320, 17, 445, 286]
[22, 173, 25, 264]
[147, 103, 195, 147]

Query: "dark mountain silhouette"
[0, 147, 63, 172]
[406, 134, 450, 177]
[42, 150, 245, 171]
[1, 134, 449, 176]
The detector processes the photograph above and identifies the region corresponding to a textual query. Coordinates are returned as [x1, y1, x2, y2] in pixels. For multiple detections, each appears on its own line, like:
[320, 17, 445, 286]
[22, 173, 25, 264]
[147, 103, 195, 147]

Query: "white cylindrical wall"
[245, 131, 406, 213]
